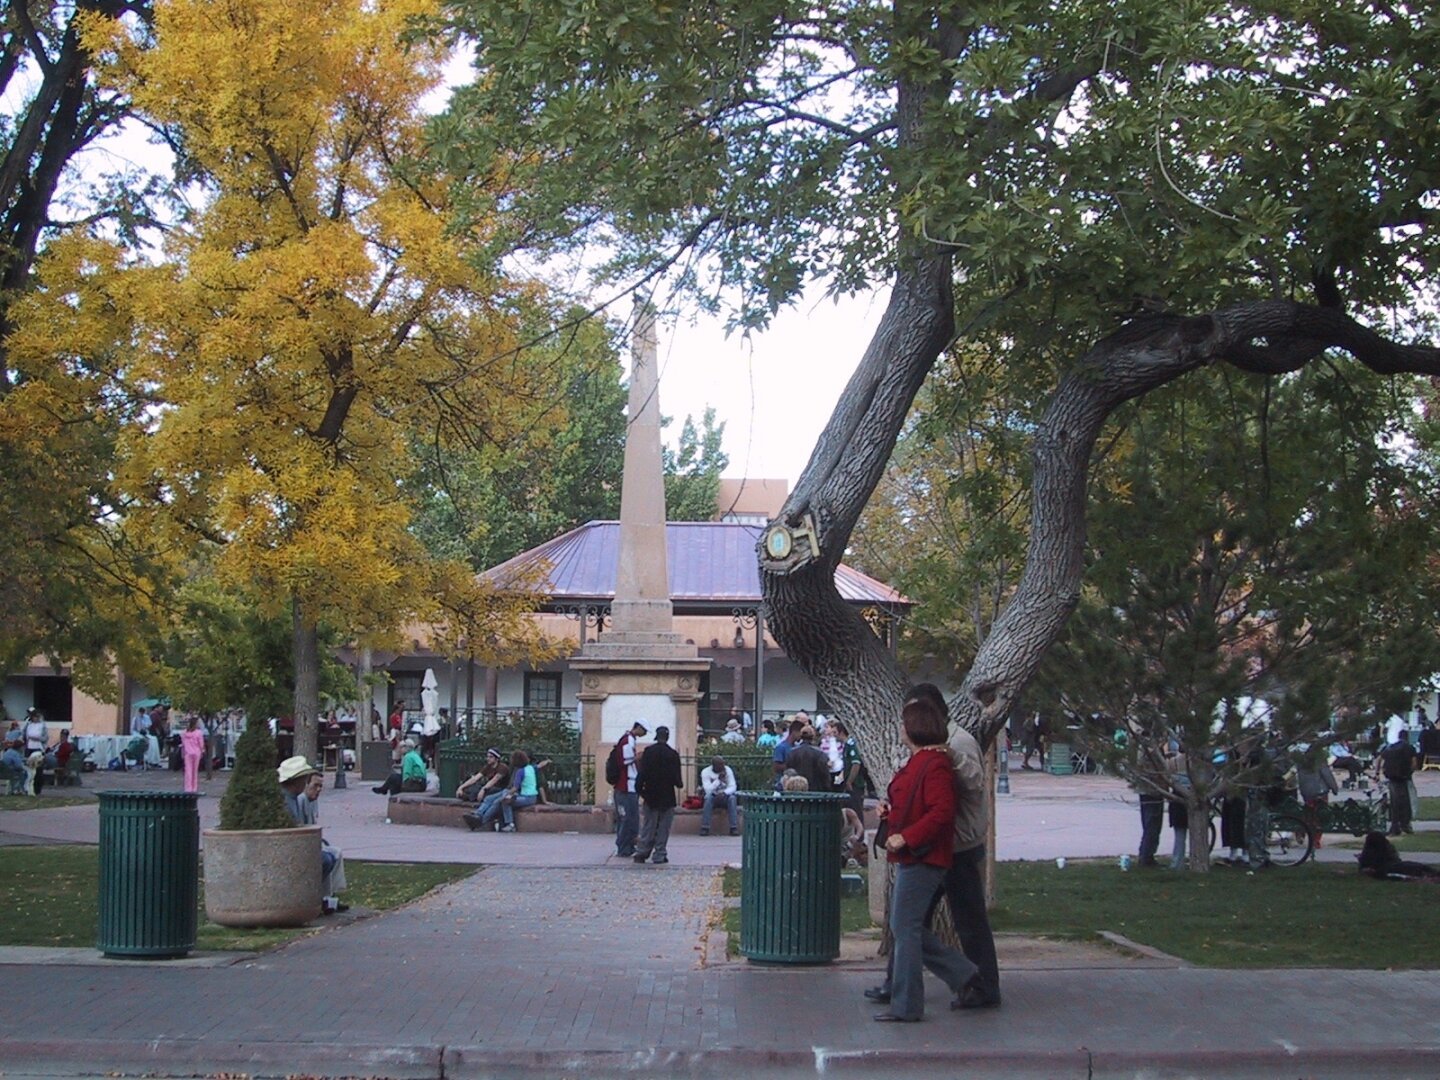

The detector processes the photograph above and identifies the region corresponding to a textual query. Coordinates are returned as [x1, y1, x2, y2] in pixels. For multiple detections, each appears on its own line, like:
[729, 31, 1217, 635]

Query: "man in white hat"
[277, 756, 348, 914]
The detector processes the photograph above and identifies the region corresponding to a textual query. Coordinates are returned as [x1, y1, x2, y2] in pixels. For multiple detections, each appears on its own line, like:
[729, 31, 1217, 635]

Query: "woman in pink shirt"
[180, 715, 207, 794]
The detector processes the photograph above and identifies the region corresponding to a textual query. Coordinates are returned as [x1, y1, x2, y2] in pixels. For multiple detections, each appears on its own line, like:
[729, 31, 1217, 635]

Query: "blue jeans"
[889, 862, 977, 1020]
[614, 791, 639, 855]
[477, 790, 507, 827]
[502, 793, 537, 828]
[702, 792, 737, 833]
[1139, 794, 1164, 864]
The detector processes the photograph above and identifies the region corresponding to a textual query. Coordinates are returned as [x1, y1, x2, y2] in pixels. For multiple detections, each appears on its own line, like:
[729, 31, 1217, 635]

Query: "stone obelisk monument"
[574, 303, 710, 806]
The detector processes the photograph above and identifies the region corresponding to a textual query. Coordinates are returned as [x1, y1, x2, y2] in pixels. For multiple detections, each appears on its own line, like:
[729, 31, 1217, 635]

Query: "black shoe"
[616, 849, 635, 858]
[863, 986, 891, 1004]
[729, 829, 739, 836]
[463, 815, 479, 832]
[633, 853, 648, 863]
[699, 829, 709, 836]
[952, 984, 1001, 1010]
[332, 901, 350, 913]
[372, 786, 387, 795]
[873, 1012, 920, 1023]
[652, 857, 669, 864]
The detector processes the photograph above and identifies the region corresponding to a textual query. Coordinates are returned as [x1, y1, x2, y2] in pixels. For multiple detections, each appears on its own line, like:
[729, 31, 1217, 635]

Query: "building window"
[524, 672, 562, 711]
[389, 672, 425, 717]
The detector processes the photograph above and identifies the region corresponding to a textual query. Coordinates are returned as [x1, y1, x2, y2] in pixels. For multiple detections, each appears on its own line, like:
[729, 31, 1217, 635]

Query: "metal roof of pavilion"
[481, 521, 910, 610]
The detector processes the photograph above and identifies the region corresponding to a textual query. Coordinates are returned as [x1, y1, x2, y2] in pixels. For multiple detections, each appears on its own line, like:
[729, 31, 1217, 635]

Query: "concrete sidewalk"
[5, 864, 1440, 1079]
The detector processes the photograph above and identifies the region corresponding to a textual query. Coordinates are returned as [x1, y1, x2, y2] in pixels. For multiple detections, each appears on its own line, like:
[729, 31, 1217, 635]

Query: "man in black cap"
[633, 725, 682, 865]
[613, 721, 647, 858]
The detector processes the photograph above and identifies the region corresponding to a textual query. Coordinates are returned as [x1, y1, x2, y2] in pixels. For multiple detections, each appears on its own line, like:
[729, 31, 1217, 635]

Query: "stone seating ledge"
[386, 794, 878, 834]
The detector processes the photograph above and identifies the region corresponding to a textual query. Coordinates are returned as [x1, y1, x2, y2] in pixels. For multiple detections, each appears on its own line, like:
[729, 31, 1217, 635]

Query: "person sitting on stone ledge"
[457, 748, 505, 803]
[491, 750, 540, 833]
[373, 736, 427, 796]
[463, 751, 513, 831]
[699, 755, 739, 835]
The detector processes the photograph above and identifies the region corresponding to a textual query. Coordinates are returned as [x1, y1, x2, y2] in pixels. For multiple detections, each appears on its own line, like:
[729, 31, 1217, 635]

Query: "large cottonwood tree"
[439, 0, 1440, 784]
[17, 0, 563, 760]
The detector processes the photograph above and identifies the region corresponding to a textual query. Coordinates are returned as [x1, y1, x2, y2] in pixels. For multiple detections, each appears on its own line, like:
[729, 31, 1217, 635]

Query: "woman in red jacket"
[874, 697, 979, 1022]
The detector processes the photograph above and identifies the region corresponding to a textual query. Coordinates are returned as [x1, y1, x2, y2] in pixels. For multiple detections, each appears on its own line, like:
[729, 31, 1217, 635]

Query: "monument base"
[573, 655, 711, 806]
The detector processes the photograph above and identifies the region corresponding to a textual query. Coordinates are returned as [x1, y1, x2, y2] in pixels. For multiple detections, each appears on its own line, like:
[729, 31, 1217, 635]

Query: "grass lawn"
[988, 859, 1438, 968]
[1334, 831, 1440, 853]
[0, 794, 93, 811]
[0, 845, 478, 952]
[1418, 796, 1440, 821]
[718, 859, 1439, 969]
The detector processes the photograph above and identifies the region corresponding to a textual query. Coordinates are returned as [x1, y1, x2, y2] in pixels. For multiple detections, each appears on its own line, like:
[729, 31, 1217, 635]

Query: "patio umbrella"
[421, 669, 440, 736]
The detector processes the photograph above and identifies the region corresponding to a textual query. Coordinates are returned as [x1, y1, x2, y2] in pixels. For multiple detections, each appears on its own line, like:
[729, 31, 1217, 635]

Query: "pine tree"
[217, 723, 294, 832]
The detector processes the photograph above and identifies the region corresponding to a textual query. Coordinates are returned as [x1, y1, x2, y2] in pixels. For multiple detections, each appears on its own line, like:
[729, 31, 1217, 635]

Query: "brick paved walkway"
[5, 863, 1440, 1078]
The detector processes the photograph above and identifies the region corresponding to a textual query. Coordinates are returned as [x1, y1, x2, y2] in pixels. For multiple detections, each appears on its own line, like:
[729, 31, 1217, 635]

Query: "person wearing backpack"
[1380, 728, 1419, 836]
[611, 722, 647, 858]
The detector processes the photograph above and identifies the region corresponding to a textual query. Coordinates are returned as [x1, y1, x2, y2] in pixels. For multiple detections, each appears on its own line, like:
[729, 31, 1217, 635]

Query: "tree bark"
[292, 597, 320, 764]
[762, 251, 955, 783]
[1187, 790, 1212, 872]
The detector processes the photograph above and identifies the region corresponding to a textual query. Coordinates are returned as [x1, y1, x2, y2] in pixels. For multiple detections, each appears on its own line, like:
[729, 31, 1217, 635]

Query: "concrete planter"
[202, 825, 322, 928]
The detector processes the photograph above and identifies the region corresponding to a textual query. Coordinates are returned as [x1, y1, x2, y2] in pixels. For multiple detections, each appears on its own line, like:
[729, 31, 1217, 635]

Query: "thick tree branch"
[953, 301, 1440, 746]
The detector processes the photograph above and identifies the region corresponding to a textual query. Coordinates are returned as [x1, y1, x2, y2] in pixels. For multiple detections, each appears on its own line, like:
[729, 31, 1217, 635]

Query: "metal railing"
[681, 751, 775, 794]
[437, 742, 593, 805]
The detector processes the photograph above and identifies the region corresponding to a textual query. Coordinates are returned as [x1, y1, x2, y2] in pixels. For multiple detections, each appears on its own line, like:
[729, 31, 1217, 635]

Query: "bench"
[386, 795, 882, 834]
[0, 761, 27, 795]
[387, 794, 615, 832]
[50, 752, 86, 787]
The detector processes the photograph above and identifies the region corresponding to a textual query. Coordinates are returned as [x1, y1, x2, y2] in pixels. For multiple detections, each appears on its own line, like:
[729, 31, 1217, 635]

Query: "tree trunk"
[357, 646, 374, 738]
[762, 250, 955, 785]
[1187, 789, 1212, 873]
[292, 597, 320, 764]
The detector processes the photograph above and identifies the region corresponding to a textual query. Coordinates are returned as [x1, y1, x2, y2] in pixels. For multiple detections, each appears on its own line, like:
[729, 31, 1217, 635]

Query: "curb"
[6, 1037, 1440, 1079]
[1, 1038, 442, 1079]
[1096, 929, 1190, 966]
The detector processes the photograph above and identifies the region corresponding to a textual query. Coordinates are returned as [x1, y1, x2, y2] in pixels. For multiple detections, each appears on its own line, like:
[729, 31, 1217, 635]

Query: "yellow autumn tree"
[14, 0, 567, 759]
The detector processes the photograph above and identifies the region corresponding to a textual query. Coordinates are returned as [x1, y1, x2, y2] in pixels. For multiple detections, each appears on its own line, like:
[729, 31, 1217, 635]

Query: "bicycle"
[1205, 795, 1314, 867]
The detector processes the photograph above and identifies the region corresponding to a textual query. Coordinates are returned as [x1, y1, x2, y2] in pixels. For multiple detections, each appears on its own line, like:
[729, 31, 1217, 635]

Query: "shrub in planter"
[217, 721, 294, 831]
[204, 721, 320, 927]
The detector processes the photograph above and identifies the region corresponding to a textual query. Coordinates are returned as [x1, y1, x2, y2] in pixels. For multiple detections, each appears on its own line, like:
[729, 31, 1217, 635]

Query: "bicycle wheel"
[1264, 813, 1313, 867]
[1337, 799, 1368, 836]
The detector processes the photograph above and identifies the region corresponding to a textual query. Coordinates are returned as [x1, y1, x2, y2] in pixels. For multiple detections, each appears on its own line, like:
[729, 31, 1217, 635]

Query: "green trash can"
[435, 739, 488, 799]
[737, 790, 848, 964]
[97, 791, 199, 958]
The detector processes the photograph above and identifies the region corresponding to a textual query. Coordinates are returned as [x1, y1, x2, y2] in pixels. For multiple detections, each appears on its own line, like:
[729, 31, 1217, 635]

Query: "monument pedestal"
[575, 655, 711, 807]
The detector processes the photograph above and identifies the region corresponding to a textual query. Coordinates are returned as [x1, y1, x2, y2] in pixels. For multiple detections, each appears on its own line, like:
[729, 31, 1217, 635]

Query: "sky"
[653, 290, 887, 486]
